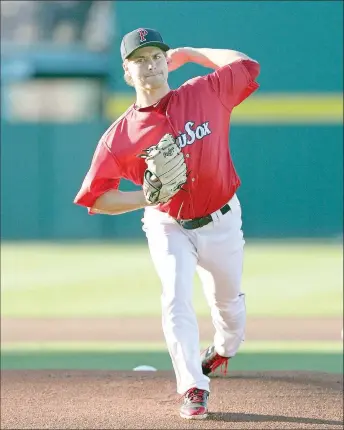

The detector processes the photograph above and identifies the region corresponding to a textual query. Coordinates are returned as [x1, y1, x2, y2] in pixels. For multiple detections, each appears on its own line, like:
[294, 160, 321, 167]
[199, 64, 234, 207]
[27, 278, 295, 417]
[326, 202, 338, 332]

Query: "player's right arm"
[74, 140, 149, 215]
[168, 47, 259, 72]
[168, 47, 260, 109]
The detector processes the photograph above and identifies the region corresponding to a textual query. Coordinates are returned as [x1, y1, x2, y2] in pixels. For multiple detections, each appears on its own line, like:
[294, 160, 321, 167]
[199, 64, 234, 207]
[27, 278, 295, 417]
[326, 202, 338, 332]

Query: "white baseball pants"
[142, 194, 246, 394]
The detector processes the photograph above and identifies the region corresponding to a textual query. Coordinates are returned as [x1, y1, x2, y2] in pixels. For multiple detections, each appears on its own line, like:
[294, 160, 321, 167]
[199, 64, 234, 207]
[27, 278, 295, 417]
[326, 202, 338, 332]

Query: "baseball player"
[74, 28, 260, 419]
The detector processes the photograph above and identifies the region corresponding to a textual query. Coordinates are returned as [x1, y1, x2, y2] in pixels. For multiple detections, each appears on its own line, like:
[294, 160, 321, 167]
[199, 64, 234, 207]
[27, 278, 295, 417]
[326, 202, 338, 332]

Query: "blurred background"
[1, 1, 343, 374]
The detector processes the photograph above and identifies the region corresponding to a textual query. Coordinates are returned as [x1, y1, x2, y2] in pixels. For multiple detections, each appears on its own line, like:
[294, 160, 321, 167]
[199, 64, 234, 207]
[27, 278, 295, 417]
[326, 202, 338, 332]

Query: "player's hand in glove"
[139, 134, 188, 204]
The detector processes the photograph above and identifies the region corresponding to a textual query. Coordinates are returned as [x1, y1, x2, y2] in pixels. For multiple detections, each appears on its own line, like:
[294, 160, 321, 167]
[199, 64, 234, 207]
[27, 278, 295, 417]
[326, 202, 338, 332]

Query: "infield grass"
[1, 240, 342, 318]
[1, 341, 342, 373]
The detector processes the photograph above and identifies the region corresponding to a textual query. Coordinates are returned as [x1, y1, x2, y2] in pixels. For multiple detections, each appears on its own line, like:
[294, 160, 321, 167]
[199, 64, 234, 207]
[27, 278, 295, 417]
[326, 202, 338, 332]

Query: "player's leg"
[142, 207, 210, 395]
[196, 194, 246, 358]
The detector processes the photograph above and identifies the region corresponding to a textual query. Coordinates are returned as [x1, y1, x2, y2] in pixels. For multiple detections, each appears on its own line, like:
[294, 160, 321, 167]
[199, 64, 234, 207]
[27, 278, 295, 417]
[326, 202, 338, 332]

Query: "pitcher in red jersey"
[74, 27, 260, 419]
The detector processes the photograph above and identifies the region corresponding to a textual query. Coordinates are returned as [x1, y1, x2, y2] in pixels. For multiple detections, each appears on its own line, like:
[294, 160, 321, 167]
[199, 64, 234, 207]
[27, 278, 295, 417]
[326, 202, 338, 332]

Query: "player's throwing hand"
[166, 48, 192, 72]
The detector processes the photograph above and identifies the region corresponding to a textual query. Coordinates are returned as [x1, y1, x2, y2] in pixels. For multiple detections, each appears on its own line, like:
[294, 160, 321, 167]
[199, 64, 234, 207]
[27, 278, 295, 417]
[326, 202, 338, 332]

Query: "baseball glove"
[139, 133, 187, 204]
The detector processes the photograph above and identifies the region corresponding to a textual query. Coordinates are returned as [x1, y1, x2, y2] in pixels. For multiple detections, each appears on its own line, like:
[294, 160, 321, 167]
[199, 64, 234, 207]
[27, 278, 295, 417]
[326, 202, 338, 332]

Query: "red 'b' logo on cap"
[138, 28, 148, 42]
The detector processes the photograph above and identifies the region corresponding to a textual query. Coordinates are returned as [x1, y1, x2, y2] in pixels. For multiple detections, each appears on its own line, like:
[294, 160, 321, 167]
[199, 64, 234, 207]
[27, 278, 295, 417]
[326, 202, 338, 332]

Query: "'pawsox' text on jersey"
[176, 121, 212, 148]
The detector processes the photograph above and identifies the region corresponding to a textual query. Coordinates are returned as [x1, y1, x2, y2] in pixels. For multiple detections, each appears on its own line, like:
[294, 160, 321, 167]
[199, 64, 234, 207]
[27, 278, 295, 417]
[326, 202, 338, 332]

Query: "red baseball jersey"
[74, 59, 260, 219]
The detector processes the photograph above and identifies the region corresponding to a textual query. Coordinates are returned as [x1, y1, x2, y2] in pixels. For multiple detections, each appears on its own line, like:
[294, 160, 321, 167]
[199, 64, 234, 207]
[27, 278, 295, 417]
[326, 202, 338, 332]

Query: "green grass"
[1, 241, 342, 317]
[2, 341, 342, 373]
[1, 349, 342, 373]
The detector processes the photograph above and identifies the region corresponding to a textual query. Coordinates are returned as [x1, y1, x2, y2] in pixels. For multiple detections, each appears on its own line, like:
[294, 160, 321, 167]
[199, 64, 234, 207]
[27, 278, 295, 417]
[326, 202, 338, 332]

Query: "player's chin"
[143, 75, 165, 89]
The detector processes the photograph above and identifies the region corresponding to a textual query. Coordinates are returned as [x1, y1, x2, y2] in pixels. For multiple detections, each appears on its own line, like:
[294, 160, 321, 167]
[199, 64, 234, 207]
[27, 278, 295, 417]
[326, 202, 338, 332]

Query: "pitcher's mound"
[1, 370, 343, 429]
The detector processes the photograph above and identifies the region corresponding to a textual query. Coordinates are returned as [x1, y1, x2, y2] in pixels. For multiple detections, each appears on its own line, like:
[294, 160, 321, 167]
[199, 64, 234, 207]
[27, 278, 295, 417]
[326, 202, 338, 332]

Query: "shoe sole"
[180, 412, 208, 420]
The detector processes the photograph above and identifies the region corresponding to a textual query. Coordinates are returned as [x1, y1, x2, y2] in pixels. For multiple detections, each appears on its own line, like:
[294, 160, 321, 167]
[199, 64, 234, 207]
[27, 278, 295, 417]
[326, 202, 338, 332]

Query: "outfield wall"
[1, 122, 342, 240]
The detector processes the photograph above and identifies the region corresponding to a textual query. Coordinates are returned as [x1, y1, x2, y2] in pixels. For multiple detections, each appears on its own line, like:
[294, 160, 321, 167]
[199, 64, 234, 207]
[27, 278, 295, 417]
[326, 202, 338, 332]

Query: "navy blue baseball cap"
[120, 28, 170, 61]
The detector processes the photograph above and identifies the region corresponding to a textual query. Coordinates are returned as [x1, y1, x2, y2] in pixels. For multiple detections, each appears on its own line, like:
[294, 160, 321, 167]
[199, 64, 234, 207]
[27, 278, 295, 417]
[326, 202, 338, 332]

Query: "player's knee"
[212, 293, 246, 317]
[161, 292, 193, 314]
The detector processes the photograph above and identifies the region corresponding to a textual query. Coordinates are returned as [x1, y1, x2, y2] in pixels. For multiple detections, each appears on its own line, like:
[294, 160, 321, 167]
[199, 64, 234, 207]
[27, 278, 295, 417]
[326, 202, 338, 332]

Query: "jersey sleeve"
[74, 140, 121, 212]
[207, 59, 260, 110]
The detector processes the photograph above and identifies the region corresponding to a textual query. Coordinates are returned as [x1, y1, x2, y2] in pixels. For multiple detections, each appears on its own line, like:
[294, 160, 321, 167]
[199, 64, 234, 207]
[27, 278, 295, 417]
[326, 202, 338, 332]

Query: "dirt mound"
[1, 370, 343, 429]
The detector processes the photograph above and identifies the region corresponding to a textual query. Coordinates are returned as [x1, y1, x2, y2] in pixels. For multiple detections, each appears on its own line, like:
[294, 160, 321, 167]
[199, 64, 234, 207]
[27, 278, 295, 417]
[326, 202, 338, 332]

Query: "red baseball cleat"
[179, 388, 209, 419]
[201, 345, 230, 376]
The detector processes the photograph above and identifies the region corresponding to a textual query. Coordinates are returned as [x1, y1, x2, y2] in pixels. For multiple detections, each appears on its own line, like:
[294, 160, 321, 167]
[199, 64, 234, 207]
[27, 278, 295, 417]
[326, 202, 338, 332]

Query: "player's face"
[125, 47, 168, 90]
